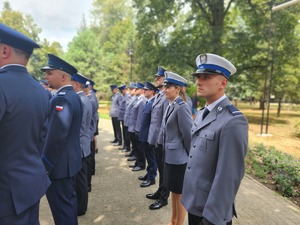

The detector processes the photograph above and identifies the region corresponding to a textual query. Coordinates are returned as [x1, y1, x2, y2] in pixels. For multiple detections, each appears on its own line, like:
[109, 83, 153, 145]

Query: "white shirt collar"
[206, 95, 226, 111]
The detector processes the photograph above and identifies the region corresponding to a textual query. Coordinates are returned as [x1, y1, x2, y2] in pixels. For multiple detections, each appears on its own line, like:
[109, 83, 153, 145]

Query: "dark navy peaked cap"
[136, 82, 145, 89]
[143, 81, 158, 92]
[155, 66, 166, 77]
[72, 73, 89, 85]
[41, 54, 77, 76]
[110, 84, 118, 90]
[0, 23, 40, 55]
[118, 84, 127, 91]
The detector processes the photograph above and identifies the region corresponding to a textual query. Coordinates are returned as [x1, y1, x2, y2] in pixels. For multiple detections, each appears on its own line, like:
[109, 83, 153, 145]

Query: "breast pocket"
[195, 130, 215, 154]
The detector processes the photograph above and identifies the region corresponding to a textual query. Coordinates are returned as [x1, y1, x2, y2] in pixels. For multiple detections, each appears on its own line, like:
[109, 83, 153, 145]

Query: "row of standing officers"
[0, 23, 99, 225]
[108, 54, 248, 225]
[0, 22, 249, 225]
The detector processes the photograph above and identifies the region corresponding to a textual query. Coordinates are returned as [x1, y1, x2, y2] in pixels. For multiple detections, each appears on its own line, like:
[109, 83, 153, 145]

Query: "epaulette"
[174, 98, 185, 105]
[57, 91, 67, 96]
[0, 68, 6, 73]
[227, 104, 242, 116]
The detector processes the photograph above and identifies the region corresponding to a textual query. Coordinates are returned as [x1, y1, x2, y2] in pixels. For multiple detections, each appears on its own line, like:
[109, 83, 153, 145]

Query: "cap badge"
[200, 54, 207, 64]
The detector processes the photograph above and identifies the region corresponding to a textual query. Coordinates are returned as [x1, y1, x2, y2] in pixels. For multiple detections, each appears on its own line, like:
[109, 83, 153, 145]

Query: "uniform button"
[188, 167, 191, 169]
[193, 145, 196, 148]
[190, 155, 192, 158]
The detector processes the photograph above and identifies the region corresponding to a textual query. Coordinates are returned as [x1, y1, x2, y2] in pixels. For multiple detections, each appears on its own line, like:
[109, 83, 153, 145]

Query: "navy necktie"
[202, 107, 210, 120]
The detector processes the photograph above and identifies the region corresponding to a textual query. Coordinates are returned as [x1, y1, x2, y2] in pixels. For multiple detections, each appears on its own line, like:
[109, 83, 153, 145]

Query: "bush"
[246, 144, 300, 198]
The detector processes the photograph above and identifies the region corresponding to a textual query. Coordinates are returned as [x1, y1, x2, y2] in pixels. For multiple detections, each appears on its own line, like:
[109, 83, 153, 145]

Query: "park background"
[1, 0, 299, 206]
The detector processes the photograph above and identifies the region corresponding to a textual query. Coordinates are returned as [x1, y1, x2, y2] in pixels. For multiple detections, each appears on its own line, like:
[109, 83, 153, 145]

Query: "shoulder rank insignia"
[227, 104, 242, 116]
[57, 91, 66, 96]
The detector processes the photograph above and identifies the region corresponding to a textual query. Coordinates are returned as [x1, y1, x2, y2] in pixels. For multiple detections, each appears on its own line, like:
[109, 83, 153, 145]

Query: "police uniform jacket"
[161, 96, 192, 165]
[0, 65, 51, 217]
[78, 91, 92, 157]
[138, 97, 155, 142]
[147, 91, 169, 145]
[87, 94, 97, 140]
[128, 95, 145, 133]
[109, 92, 121, 117]
[181, 97, 248, 225]
[135, 95, 147, 133]
[118, 92, 130, 121]
[124, 95, 137, 127]
[89, 90, 99, 121]
[42, 85, 83, 179]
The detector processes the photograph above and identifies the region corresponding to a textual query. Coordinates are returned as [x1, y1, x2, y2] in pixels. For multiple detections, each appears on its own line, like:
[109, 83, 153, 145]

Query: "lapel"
[192, 98, 231, 134]
[165, 96, 183, 124]
[152, 91, 164, 109]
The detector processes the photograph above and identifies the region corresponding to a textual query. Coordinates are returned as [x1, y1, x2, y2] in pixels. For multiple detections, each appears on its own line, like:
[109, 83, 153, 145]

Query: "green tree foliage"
[65, 0, 135, 98]
[0, 1, 64, 80]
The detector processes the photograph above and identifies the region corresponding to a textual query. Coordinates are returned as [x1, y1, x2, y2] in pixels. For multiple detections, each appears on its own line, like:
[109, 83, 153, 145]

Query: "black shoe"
[149, 199, 168, 210]
[129, 164, 136, 168]
[77, 211, 86, 216]
[119, 147, 125, 150]
[138, 174, 148, 181]
[140, 179, 155, 187]
[125, 153, 133, 157]
[110, 140, 118, 143]
[122, 149, 130, 153]
[88, 186, 91, 192]
[113, 143, 122, 146]
[146, 192, 160, 200]
[132, 166, 145, 171]
[127, 156, 137, 161]
[95, 148, 98, 154]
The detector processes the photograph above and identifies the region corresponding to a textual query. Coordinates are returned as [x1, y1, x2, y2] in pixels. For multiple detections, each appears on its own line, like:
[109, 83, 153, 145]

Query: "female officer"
[161, 71, 193, 225]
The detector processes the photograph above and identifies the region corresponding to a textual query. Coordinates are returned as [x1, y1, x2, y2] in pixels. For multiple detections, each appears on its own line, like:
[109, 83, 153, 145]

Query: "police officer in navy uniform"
[41, 54, 83, 225]
[71, 73, 93, 216]
[146, 66, 170, 210]
[138, 81, 158, 187]
[110, 84, 122, 146]
[0, 22, 51, 225]
[181, 53, 248, 225]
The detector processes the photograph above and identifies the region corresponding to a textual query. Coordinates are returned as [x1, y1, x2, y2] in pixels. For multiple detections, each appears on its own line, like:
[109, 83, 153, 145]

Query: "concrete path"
[39, 119, 300, 225]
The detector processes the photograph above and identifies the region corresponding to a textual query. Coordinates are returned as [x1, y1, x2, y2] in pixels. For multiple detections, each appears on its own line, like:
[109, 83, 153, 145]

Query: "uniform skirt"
[163, 162, 187, 194]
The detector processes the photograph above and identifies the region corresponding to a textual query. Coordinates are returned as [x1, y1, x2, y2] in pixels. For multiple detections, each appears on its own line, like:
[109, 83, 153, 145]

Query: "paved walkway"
[39, 119, 300, 225]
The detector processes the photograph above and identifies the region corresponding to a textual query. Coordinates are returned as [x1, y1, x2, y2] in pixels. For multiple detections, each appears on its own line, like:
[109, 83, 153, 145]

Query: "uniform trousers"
[129, 132, 137, 156]
[46, 177, 78, 225]
[143, 142, 157, 180]
[188, 213, 232, 225]
[134, 133, 146, 168]
[87, 142, 94, 191]
[123, 125, 131, 151]
[153, 145, 170, 201]
[0, 201, 40, 225]
[75, 158, 88, 215]
[111, 117, 122, 144]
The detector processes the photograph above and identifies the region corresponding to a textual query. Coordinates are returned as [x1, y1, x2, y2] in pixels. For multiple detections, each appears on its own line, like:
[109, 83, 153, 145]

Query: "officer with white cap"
[181, 53, 249, 225]
[0, 22, 51, 225]
[160, 71, 193, 225]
